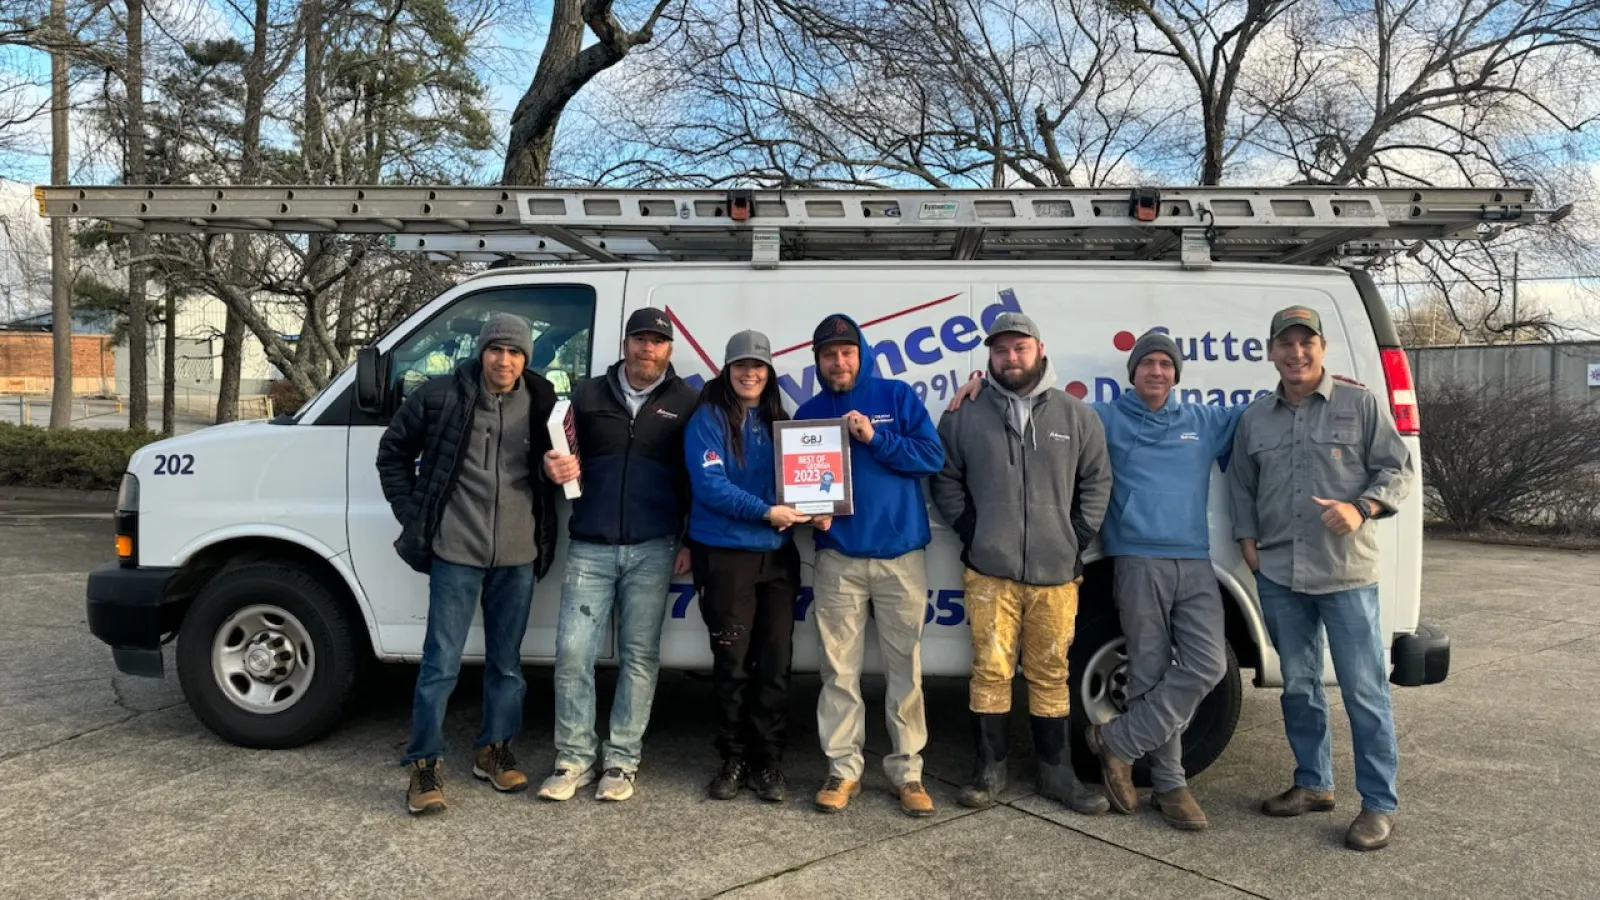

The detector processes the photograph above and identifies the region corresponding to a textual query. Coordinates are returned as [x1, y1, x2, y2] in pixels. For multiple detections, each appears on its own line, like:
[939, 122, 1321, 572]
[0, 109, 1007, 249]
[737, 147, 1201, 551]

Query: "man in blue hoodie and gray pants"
[1084, 331, 1241, 830]
[796, 313, 946, 818]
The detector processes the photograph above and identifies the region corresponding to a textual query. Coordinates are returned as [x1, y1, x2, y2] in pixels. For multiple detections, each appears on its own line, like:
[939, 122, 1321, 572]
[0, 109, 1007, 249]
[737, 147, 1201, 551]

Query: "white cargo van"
[57, 185, 1497, 779]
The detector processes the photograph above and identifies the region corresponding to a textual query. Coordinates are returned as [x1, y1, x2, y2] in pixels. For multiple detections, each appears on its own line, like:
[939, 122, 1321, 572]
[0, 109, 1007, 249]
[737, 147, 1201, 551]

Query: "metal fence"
[1408, 341, 1600, 411]
[0, 391, 273, 433]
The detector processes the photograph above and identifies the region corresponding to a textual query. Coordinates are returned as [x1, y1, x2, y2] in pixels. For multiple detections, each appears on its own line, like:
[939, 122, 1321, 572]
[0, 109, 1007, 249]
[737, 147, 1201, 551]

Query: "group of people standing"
[375, 299, 1412, 853]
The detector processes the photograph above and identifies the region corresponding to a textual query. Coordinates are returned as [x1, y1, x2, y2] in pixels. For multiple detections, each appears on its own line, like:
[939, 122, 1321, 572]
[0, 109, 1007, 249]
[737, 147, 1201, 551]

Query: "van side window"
[388, 284, 596, 407]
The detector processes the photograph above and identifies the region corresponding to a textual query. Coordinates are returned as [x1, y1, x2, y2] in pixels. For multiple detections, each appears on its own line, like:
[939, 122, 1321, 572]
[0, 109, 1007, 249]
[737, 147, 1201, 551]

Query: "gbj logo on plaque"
[773, 418, 854, 516]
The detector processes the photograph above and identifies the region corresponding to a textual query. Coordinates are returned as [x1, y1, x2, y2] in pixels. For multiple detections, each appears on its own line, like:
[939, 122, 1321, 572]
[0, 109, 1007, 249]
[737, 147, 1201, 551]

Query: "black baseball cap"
[626, 307, 674, 340]
[812, 314, 861, 350]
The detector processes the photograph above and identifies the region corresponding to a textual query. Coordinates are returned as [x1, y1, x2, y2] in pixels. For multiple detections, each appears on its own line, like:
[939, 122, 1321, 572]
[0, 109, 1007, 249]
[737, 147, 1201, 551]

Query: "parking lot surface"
[2, 498, 1597, 899]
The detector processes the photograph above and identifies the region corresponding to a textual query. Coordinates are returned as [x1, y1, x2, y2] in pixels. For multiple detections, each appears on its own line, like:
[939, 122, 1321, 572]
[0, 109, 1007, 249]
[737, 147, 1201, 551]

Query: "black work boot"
[1031, 715, 1109, 816]
[707, 759, 748, 801]
[957, 713, 1010, 809]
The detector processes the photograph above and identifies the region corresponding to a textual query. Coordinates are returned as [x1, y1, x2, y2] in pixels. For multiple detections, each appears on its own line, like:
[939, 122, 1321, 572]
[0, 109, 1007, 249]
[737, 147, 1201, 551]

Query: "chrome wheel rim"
[1080, 637, 1130, 726]
[212, 604, 315, 713]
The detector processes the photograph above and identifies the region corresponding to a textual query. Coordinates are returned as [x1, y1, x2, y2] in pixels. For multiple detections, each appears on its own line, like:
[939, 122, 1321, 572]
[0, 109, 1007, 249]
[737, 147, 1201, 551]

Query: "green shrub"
[0, 422, 166, 491]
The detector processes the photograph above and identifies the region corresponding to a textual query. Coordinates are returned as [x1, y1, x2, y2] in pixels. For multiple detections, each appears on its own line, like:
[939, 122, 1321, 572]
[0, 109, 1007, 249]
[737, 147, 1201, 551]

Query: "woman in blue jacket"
[685, 330, 819, 803]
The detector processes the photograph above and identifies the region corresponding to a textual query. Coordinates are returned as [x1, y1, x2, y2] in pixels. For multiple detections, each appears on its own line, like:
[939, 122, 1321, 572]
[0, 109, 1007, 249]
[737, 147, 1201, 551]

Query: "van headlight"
[117, 473, 140, 512]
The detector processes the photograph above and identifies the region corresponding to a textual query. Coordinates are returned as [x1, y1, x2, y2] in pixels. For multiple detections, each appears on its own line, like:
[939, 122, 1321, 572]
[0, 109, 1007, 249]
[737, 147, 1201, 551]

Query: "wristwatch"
[1355, 498, 1376, 522]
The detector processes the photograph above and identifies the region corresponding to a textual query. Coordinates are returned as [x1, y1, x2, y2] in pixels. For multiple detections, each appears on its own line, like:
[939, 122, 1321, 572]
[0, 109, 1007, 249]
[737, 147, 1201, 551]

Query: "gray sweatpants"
[1101, 557, 1228, 792]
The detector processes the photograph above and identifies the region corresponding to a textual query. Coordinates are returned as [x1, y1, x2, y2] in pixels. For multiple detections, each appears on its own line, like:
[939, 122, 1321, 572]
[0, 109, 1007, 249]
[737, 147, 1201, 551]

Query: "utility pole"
[125, 0, 149, 430]
[47, 0, 72, 430]
[1510, 251, 1519, 343]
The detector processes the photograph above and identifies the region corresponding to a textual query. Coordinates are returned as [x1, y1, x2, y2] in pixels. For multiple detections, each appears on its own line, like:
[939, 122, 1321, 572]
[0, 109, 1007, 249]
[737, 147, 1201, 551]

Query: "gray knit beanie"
[1127, 331, 1182, 384]
[478, 313, 533, 360]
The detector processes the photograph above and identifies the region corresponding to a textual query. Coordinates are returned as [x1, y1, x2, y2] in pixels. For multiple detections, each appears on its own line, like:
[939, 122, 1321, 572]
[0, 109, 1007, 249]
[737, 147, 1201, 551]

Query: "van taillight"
[1379, 347, 1420, 435]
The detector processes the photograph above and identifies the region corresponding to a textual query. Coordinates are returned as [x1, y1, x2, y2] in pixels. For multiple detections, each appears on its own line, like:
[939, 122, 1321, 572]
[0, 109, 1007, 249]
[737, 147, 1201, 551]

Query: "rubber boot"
[957, 713, 1010, 809]
[1031, 715, 1110, 815]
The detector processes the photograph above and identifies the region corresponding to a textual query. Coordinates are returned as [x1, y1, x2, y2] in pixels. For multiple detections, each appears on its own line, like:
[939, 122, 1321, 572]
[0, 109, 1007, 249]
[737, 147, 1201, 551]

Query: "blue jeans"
[402, 560, 535, 765]
[553, 537, 676, 773]
[1255, 573, 1399, 814]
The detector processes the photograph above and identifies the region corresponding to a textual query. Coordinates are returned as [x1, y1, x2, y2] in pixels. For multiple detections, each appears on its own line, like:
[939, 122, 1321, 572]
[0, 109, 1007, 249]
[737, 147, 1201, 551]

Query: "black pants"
[691, 541, 801, 768]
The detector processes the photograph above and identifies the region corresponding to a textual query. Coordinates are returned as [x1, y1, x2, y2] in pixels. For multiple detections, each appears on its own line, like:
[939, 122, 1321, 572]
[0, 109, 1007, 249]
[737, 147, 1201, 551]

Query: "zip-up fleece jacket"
[432, 378, 536, 568]
[794, 315, 945, 560]
[566, 360, 698, 545]
[931, 369, 1112, 585]
[684, 404, 787, 552]
[376, 359, 559, 577]
[1094, 390, 1243, 560]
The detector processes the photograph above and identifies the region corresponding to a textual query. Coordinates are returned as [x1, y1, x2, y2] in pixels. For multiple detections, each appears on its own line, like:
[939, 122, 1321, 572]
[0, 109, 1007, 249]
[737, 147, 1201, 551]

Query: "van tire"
[176, 562, 358, 749]
[1068, 610, 1243, 788]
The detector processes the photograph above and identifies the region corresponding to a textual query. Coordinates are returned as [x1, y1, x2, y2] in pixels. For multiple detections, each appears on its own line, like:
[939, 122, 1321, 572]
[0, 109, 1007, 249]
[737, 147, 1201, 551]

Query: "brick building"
[0, 331, 116, 395]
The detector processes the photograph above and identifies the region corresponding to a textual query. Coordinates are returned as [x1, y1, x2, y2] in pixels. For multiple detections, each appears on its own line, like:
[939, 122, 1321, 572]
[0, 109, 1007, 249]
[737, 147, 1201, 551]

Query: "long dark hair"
[698, 362, 789, 466]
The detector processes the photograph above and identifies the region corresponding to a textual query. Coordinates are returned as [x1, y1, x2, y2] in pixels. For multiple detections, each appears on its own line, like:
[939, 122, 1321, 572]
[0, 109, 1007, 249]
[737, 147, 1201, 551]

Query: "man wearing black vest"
[539, 307, 699, 802]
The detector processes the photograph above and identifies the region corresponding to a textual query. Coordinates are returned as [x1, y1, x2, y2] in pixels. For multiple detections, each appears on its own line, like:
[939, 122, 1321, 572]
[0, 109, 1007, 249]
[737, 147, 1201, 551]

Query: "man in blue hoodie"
[1083, 331, 1241, 830]
[796, 313, 946, 818]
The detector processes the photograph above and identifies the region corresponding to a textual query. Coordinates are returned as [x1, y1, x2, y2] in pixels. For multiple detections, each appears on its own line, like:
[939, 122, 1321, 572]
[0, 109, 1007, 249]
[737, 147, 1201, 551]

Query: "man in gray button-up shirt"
[1228, 305, 1413, 853]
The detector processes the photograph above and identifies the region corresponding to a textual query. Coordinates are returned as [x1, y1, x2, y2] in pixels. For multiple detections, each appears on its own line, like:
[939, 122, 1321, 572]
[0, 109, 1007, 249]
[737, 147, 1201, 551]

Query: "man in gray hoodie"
[931, 312, 1113, 815]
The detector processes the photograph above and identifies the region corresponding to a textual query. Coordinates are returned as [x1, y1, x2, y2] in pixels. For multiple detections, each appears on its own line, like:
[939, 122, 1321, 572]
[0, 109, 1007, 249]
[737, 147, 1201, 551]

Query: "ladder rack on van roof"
[35, 184, 1565, 269]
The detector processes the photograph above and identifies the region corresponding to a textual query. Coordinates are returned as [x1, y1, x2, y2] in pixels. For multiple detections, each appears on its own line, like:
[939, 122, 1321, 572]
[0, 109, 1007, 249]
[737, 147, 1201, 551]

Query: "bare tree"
[552, 0, 1192, 189]
[48, 0, 72, 429]
[216, 0, 276, 424]
[1241, 0, 1600, 188]
[123, 0, 149, 429]
[502, 0, 676, 185]
[1107, 0, 1309, 184]
[1393, 286, 1560, 346]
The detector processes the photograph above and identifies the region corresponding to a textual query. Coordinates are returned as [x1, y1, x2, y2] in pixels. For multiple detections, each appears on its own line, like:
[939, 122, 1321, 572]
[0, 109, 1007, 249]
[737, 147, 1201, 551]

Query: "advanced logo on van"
[668, 288, 1024, 406]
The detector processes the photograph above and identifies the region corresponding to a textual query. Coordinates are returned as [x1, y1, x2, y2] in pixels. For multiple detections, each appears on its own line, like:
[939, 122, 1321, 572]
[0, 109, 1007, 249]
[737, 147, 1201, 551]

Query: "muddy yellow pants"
[964, 569, 1080, 717]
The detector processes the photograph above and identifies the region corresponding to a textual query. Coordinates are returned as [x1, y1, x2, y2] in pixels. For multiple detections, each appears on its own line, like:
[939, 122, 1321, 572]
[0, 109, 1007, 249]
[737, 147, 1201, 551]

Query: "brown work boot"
[1345, 809, 1394, 851]
[1086, 724, 1138, 814]
[406, 759, 447, 815]
[1260, 785, 1336, 817]
[1151, 786, 1209, 831]
[472, 741, 529, 793]
[899, 781, 936, 818]
[813, 775, 861, 813]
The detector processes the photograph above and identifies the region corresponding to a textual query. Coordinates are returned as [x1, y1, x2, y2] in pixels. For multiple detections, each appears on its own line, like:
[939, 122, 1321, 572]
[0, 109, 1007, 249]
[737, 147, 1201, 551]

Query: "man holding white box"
[540, 307, 699, 803]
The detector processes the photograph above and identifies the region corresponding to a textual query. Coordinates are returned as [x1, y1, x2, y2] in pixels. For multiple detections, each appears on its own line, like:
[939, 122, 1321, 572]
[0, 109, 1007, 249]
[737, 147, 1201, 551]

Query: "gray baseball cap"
[984, 312, 1043, 345]
[724, 329, 774, 367]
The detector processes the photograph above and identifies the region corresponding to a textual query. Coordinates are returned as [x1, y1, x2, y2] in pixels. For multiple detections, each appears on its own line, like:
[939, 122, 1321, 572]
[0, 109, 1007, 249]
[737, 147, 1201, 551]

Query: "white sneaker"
[595, 767, 636, 801]
[536, 766, 596, 802]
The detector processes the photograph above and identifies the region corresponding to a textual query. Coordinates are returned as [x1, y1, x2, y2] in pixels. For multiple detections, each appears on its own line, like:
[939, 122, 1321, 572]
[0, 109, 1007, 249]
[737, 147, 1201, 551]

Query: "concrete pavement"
[2, 504, 1596, 899]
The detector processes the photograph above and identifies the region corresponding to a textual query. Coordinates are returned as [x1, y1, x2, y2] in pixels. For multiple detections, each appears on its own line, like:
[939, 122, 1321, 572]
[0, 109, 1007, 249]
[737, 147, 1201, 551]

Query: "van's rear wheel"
[1068, 610, 1243, 787]
[177, 562, 358, 749]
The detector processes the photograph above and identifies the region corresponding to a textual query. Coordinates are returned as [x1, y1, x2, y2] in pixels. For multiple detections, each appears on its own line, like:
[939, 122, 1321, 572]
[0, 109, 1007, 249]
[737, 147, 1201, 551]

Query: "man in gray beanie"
[1083, 329, 1243, 829]
[947, 324, 1240, 829]
[378, 311, 560, 815]
[1126, 331, 1183, 385]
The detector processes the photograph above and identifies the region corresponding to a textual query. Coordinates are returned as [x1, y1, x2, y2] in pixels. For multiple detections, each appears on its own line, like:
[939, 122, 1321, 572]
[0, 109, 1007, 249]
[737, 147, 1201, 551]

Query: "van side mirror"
[355, 347, 386, 414]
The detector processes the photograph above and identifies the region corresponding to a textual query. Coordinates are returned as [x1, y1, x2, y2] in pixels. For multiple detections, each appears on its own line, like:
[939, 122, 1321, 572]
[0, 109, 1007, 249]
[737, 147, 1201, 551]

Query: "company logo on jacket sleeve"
[701, 450, 722, 468]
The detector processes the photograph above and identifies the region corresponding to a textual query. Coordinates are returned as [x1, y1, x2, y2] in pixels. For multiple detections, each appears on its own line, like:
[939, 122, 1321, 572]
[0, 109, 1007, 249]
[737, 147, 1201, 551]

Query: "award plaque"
[773, 418, 854, 516]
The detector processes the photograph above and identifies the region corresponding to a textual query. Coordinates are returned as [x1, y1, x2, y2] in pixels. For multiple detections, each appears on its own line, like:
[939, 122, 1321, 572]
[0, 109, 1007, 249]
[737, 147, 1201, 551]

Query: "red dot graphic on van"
[1112, 330, 1137, 352]
[1065, 380, 1088, 398]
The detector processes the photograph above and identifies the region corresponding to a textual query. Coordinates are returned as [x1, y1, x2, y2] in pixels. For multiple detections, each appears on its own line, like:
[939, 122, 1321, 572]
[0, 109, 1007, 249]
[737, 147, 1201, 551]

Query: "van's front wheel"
[1068, 611, 1243, 787]
[176, 563, 358, 749]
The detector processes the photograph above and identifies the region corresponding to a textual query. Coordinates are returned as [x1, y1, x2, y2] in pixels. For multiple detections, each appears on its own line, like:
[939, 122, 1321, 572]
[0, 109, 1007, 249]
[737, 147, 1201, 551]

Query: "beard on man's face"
[989, 355, 1048, 393]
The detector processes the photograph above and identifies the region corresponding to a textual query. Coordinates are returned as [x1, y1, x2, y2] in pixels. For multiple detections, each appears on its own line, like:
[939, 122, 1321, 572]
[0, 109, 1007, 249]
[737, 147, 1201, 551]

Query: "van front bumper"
[1391, 621, 1450, 686]
[86, 563, 182, 677]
